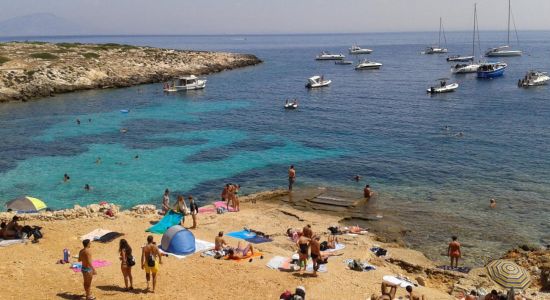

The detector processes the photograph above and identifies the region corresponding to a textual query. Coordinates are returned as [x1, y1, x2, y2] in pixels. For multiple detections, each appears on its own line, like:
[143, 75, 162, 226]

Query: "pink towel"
[214, 201, 237, 212]
[70, 260, 112, 272]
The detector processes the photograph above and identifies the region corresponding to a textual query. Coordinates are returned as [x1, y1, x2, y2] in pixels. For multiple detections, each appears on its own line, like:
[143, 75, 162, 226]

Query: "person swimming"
[84, 184, 91, 191]
[63, 173, 70, 182]
[490, 198, 496, 209]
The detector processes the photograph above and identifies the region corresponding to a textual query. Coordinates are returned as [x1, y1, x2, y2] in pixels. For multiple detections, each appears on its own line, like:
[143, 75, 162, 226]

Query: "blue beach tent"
[160, 225, 196, 255]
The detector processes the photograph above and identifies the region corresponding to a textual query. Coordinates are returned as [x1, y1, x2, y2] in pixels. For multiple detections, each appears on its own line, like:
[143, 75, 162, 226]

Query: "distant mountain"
[0, 13, 90, 37]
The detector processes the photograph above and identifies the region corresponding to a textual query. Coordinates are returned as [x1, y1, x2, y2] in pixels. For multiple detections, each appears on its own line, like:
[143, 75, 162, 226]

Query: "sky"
[0, 0, 549, 35]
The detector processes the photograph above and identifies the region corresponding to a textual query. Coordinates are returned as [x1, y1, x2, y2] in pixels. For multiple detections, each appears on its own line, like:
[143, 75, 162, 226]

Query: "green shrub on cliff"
[82, 52, 100, 59]
[30, 52, 59, 60]
[0, 56, 9, 65]
[56, 42, 82, 48]
[94, 43, 139, 51]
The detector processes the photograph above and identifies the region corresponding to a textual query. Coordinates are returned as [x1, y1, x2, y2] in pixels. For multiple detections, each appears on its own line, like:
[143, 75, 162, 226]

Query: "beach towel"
[214, 201, 237, 212]
[437, 265, 471, 274]
[245, 235, 273, 244]
[224, 251, 263, 262]
[70, 260, 112, 272]
[198, 206, 216, 214]
[80, 229, 112, 241]
[226, 230, 257, 240]
[158, 239, 215, 259]
[266, 256, 291, 270]
[146, 211, 183, 234]
[0, 239, 26, 247]
[305, 262, 328, 273]
[322, 243, 345, 253]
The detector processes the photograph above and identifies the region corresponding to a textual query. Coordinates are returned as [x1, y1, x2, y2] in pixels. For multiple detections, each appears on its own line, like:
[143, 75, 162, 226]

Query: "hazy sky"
[1, 0, 549, 34]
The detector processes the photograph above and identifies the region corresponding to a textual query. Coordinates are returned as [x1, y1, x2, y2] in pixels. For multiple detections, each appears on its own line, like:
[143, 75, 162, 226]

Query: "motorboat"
[349, 45, 373, 55]
[354, 59, 382, 70]
[163, 75, 207, 91]
[335, 60, 353, 65]
[447, 55, 474, 62]
[424, 18, 448, 54]
[315, 52, 345, 60]
[452, 63, 481, 74]
[518, 71, 550, 87]
[427, 78, 459, 93]
[477, 62, 507, 79]
[306, 75, 331, 88]
[485, 0, 522, 57]
[485, 45, 522, 57]
[284, 100, 299, 109]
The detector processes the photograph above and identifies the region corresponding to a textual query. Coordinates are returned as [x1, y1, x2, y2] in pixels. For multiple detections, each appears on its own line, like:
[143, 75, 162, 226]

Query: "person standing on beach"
[141, 235, 162, 293]
[448, 236, 461, 268]
[227, 184, 236, 210]
[234, 184, 241, 212]
[78, 239, 96, 300]
[118, 239, 134, 291]
[188, 196, 198, 229]
[161, 189, 170, 215]
[288, 165, 296, 191]
[296, 234, 310, 272]
[310, 236, 321, 276]
[364, 184, 373, 198]
[173, 195, 188, 226]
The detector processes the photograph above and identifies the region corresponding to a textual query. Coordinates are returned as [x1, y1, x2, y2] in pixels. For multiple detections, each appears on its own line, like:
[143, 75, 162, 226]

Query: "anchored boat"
[518, 71, 550, 87]
[477, 62, 507, 79]
[427, 78, 459, 94]
[306, 76, 331, 88]
[354, 59, 382, 70]
[315, 52, 345, 60]
[349, 45, 373, 55]
[163, 75, 207, 91]
[424, 18, 448, 54]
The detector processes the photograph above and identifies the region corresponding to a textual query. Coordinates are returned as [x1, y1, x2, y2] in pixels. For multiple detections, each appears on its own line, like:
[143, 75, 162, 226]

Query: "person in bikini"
[288, 165, 296, 191]
[448, 235, 461, 268]
[141, 235, 162, 293]
[226, 241, 254, 259]
[406, 285, 426, 300]
[78, 239, 96, 300]
[371, 282, 397, 300]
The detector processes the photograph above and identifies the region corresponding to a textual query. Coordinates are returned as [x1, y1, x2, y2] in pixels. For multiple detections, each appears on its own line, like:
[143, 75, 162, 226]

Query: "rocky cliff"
[0, 42, 262, 102]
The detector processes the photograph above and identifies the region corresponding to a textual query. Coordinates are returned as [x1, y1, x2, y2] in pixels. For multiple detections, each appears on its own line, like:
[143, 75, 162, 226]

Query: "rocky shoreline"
[0, 41, 262, 102]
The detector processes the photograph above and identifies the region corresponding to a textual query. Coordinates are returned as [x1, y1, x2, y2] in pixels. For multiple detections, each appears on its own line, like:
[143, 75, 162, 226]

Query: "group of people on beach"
[161, 189, 199, 228]
[221, 183, 241, 211]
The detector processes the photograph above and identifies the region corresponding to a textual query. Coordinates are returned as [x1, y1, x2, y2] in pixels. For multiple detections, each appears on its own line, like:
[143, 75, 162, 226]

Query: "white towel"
[159, 239, 215, 259]
[0, 239, 26, 247]
[80, 229, 113, 241]
[323, 243, 345, 252]
[266, 256, 288, 269]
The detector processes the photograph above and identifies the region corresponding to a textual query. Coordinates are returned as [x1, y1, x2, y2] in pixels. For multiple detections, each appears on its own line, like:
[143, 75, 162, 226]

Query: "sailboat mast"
[439, 17, 442, 47]
[472, 4, 476, 57]
[507, 0, 511, 45]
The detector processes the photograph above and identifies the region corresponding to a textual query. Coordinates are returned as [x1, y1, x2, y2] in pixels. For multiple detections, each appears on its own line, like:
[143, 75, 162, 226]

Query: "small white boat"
[163, 75, 207, 91]
[335, 60, 353, 65]
[518, 71, 550, 87]
[349, 45, 373, 55]
[284, 100, 299, 109]
[427, 79, 459, 93]
[355, 59, 382, 70]
[452, 63, 481, 74]
[315, 52, 345, 60]
[447, 55, 474, 62]
[306, 76, 331, 88]
[485, 46, 522, 57]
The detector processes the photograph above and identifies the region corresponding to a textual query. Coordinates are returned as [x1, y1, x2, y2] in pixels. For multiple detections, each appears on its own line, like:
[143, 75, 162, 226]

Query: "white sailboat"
[452, 4, 481, 74]
[424, 18, 448, 54]
[485, 0, 522, 57]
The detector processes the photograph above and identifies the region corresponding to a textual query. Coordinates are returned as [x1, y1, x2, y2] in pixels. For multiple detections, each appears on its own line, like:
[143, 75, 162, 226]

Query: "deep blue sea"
[1, 32, 549, 264]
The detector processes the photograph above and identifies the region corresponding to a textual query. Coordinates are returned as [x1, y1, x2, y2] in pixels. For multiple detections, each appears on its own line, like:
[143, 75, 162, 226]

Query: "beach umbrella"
[486, 260, 531, 290]
[5, 196, 47, 212]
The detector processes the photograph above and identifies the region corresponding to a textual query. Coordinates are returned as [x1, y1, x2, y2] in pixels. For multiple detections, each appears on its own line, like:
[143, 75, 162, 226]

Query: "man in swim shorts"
[288, 165, 296, 191]
[141, 235, 162, 292]
[214, 231, 228, 253]
[310, 236, 321, 276]
[448, 235, 461, 268]
[78, 239, 96, 300]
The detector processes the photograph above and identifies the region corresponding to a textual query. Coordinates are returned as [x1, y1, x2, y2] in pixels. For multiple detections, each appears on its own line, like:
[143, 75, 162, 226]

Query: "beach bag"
[216, 207, 225, 214]
[127, 254, 136, 267]
[348, 259, 363, 271]
[279, 290, 292, 300]
[320, 241, 329, 251]
[32, 227, 43, 240]
[147, 254, 155, 267]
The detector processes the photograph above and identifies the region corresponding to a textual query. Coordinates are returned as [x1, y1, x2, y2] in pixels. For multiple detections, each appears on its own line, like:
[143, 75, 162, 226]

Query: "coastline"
[0, 41, 262, 102]
[1, 189, 548, 299]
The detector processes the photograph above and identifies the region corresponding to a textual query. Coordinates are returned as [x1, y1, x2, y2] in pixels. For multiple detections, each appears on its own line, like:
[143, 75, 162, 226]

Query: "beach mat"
[437, 265, 471, 274]
[97, 232, 123, 243]
[0, 239, 26, 247]
[226, 230, 256, 240]
[214, 201, 237, 212]
[146, 211, 183, 234]
[245, 235, 273, 244]
[70, 260, 112, 272]
[158, 239, 215, 259]
[80, 229, 112, 241]
[198, 206, 216, 214]
[266, 256, 327, 272]
[322, 243, 345, 253]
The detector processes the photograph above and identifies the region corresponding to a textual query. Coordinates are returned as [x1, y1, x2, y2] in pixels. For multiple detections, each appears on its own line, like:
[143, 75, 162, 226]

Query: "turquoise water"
[1, 32, 550, 264]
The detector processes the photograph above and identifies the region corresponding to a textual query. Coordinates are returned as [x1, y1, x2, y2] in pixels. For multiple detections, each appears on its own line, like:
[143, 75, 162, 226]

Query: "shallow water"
[1, 32, 550, 265]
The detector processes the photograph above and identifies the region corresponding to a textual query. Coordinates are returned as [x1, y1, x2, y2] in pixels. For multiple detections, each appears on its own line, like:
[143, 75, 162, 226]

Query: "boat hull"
[427, 83, 459, 93]
[425, 48, 448, 54]
[447, 56, 474, 62]
[306, 80, 332, 88]
[477, 65, 507, 78]
[485, 50, 522, 57]
[452, 64, 480, 74]
[349, 49, 373, 54]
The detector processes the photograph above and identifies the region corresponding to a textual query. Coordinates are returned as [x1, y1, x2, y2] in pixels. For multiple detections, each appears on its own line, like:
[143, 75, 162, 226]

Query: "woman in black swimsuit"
[297, 235, 310, 271]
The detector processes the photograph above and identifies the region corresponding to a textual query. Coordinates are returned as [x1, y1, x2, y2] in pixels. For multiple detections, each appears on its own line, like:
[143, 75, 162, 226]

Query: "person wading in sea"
[288, 165, 296, 191]
[447, 235, 461, 268]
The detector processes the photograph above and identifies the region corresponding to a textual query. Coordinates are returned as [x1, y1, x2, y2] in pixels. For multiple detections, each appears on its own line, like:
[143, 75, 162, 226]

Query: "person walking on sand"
[288, 165, 296, 191]
[448, 235, 461, 268]
[119, 239, 134, 291]
[188, 196, 198, 229]
[78, 239, 96, 300]
[161, 189, 170, 215]
[141, 235, 162, 293]
[310, 235, 321, 276]
[173, 195, 188, 226]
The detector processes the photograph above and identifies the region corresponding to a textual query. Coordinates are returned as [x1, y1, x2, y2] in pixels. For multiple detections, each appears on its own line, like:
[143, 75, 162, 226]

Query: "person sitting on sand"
[4, 216, 22, 239]
[297, 234, 311, 271]
[214, 231, 229, 253]
[464, 290, 478, 300]
[484, 290, 499, 300]
[226, 241, 254, 259]
[0, 221, 7, 238]
[141, 235, 162, 293]
[327, 233, 339, 249]
[406, 285, 426, 300]
[371, 282, 397, 300]
[448, 236, 461, 268]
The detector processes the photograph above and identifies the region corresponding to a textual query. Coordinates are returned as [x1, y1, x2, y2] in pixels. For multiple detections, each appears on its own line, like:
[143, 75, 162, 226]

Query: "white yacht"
[427, 79, 459, 94]
[306, 76, 331, 88]
[518, 71, 550, 87]
[163, 75, 207, 91]
[335, 60, 353, 65]
[284, 100, 299, 109]
[349, 45, 373, 55]
[424, 18, 448, 54]
[485, 0, 522, 57]
[354, 59, 382, 70]
[315, 52, 345, 60]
